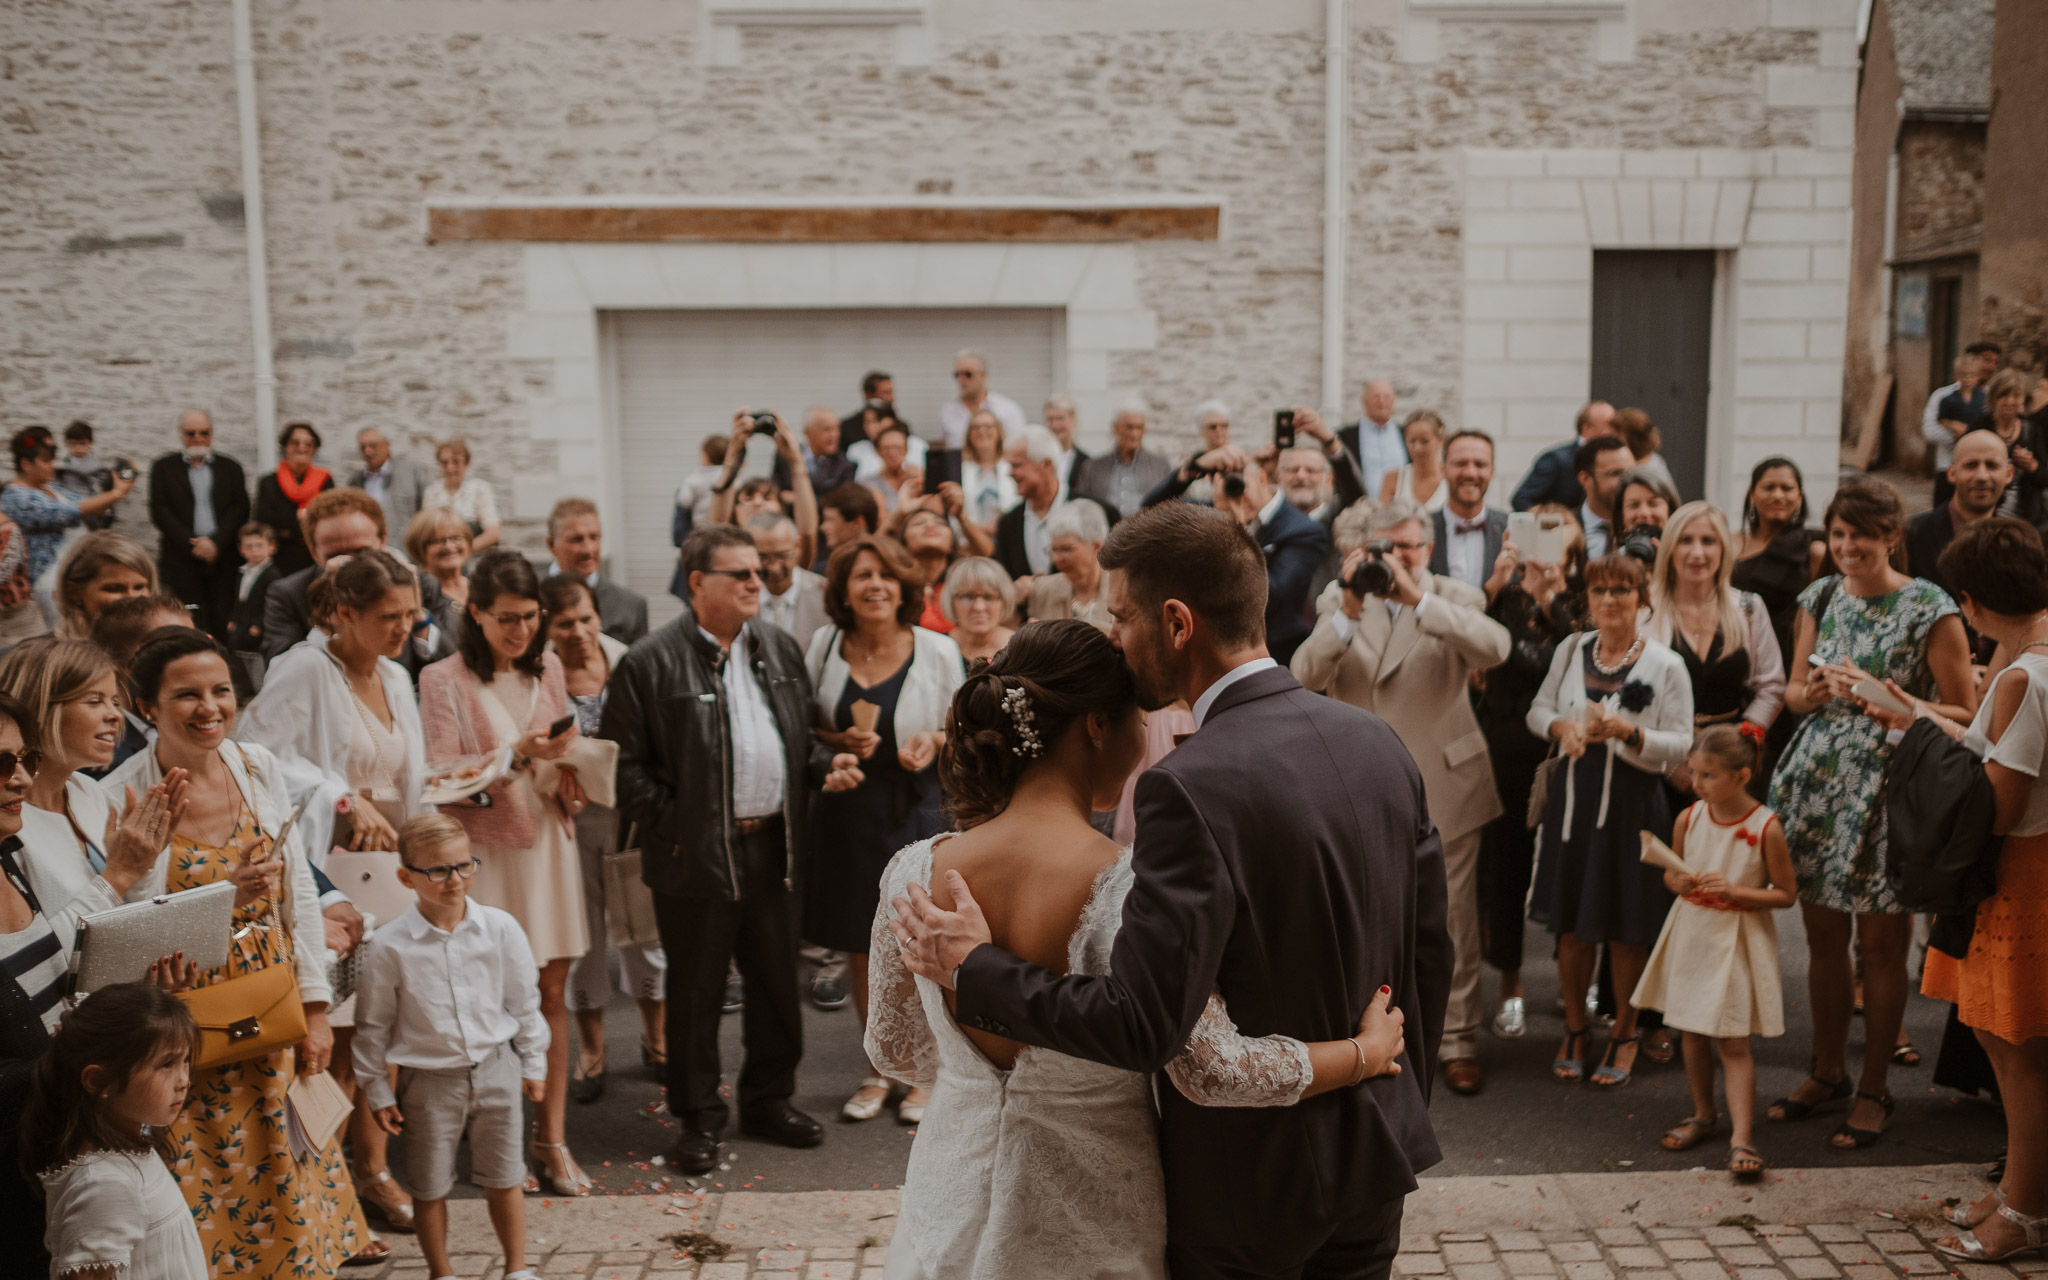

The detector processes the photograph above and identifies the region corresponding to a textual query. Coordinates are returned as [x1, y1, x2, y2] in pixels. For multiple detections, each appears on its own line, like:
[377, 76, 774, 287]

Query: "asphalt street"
[420, 905, 2004, 1201]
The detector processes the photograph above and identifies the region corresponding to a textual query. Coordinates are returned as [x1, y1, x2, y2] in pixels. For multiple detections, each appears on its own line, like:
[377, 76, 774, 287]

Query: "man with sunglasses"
[148, 410, 250, 638]
[603, 524, 864, 1175]
[1290, 497, 1511, 1097]
[935, 349, 1025, 451]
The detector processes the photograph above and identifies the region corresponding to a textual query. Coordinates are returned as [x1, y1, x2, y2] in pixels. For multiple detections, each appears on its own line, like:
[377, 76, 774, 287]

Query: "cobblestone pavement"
[354, 1165, 2042, 1280]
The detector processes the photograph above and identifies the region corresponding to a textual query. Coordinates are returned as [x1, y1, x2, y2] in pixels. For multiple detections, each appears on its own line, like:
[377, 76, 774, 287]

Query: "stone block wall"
[2, 0, 1857, 550]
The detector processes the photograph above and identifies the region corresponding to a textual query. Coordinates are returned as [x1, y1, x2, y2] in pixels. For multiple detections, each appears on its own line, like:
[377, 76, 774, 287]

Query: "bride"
[866, 619, 1406, 1280]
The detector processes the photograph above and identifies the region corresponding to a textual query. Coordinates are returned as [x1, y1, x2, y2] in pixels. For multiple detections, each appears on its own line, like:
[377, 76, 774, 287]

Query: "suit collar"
[1197, 662, 1298, 725]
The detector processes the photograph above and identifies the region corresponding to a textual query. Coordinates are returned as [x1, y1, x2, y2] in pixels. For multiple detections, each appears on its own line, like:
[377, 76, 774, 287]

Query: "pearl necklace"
[1589, 633, 1644, 676]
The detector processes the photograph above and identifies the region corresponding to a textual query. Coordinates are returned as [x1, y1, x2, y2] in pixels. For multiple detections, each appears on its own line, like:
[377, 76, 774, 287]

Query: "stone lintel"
[428, 203, 1220, 244]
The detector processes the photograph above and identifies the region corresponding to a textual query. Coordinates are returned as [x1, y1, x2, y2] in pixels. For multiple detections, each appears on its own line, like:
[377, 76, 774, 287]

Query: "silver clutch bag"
[74, 880, 236, 994]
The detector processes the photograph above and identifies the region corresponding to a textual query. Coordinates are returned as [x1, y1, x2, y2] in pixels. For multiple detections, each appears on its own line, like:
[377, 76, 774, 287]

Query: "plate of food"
[420, 746, 513, 806]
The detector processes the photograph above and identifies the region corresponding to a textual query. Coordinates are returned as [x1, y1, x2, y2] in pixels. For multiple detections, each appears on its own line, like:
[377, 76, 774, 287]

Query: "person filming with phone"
[1293, 499, 1511, 1094]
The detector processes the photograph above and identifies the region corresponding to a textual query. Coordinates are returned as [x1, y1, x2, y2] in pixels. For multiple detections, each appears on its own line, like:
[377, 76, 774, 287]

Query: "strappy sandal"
[1590, 1033, 1638, 1089]
[1642, 1026, 1677, 1064]
[1767, 1070, 1851, 1122]
[1729, 1145, 1766, 1182]
[1946, 1186, 2005, 1228]
[342, 1237, 392, 1266]
[1552, 1027, 1591, 1083]
[1829, 1090, 1895, 1149]
[570, 1044, 607, 1104]
[530, 1138, 594, 1196]
[353, 1166, 415, 1231]
[1661, 1114, 1721, 1151]
[1937, 1201, 2048, 1263]
[1891, 1041, 1922, 1067]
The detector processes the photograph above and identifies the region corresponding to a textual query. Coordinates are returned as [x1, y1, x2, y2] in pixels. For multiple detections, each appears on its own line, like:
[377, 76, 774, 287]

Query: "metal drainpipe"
[231, 0, 278, 469]
[1321, 0, 1349, 416]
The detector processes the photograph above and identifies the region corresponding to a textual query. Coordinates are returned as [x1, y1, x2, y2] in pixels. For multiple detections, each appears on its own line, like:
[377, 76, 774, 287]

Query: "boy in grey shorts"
[355, 815, 549, 1280]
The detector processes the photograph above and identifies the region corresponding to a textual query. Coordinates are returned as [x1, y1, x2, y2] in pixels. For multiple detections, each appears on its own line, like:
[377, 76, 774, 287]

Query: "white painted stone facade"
[0, 0, 1858, 550]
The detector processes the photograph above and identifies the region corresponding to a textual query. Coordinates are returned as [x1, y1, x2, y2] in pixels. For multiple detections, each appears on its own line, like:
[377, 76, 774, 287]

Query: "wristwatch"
[951, 963, 964, 991]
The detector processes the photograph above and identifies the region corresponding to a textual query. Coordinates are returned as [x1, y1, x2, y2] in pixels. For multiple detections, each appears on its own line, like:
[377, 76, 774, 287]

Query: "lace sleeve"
[862, 847, 941, 1089]
[1164, 990, 1314, 1108]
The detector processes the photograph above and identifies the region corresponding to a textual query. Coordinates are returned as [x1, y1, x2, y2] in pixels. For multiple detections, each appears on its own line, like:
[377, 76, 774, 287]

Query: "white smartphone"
[1852, 677, 1913, 718]
[1508, 511, 1566, 565]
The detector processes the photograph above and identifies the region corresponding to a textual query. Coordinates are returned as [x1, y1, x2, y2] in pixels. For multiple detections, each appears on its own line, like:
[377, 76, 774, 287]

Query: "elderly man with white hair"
[1072, 398, 1170, 520]
[937, 348, 1026, 449]
[1023, 499, 1111, 630]
[1042, 393, 1088, 494]
[345, 425, 427, 536]
[1291, 497, 1511, 1098]
[992, 424, 1076, 592]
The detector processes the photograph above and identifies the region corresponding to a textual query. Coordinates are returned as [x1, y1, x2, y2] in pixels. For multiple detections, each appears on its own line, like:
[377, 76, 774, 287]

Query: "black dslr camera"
[1618, 524, 1661, 566]
[1346, 538, 1397, 596]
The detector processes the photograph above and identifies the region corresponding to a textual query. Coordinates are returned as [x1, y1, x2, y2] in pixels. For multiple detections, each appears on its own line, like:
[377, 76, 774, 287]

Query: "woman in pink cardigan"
[418, 549, 592, 1196]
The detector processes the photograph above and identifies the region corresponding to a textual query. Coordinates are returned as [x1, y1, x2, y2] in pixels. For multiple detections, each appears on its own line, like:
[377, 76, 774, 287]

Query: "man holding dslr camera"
[1291, 499, 1510, 1095]
[1143, 434, 1327, 664]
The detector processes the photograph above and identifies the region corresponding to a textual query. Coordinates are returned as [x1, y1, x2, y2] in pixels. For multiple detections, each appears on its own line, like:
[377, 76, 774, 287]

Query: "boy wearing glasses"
[353, 814, 548, 1280]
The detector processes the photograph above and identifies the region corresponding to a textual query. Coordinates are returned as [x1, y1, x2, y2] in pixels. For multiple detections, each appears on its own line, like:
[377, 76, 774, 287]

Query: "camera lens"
[1346, 538, 1397, 596]
[1221, 473, 1247, 500]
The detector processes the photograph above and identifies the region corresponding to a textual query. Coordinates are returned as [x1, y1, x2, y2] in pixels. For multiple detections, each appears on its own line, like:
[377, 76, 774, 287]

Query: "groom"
[895, 501, 1452, 1279]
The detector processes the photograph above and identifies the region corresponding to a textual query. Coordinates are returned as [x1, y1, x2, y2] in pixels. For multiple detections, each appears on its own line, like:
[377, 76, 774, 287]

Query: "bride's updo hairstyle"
[942, 618, 1136, 829]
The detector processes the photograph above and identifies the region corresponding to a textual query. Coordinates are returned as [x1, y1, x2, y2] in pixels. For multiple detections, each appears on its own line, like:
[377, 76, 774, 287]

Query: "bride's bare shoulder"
[931, 819, 1122, 911]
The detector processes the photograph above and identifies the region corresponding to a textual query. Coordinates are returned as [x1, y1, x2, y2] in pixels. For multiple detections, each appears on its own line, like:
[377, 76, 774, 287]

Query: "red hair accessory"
[1738, 721, 1767, 748]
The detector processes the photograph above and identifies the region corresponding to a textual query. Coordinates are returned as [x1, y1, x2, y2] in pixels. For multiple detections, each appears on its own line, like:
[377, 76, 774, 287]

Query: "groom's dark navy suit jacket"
[955, 665, 1452, 1253]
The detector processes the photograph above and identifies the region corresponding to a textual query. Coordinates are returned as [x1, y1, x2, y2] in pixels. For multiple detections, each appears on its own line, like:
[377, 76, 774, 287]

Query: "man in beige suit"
[1291, 498, 1511, 1095]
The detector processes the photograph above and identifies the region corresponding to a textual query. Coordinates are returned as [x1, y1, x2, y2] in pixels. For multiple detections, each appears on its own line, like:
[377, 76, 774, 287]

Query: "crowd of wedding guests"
[3, 343, 2047, 1277]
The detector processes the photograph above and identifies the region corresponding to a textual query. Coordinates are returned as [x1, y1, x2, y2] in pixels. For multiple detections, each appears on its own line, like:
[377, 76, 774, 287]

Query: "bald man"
[773, 405, 859, 496]
[1340, 380, 1404, 498]
[149, 409, 251, 636]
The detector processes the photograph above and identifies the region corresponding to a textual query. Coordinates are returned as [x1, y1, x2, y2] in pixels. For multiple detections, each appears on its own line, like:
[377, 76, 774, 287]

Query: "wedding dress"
[867, 837, 1318, 1280]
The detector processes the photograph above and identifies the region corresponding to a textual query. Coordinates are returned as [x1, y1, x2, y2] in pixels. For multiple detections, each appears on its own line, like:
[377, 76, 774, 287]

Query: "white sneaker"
[1492, 997, 1526, 1038]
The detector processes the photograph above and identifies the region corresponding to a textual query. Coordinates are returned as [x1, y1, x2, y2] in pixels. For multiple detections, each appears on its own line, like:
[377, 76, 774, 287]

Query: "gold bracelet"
[1347, 1036, 1370, 1086]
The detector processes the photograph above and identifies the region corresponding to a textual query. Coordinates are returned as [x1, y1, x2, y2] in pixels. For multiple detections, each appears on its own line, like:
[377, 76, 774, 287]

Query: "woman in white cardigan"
[106, 626, 384, 1269]
[1526, 553, 1694, 1091]
[804, 535, 964, 1126]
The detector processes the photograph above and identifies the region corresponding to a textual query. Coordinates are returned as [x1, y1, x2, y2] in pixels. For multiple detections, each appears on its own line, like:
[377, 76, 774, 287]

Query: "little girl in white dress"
[28, 983, 208, 1280]
[1632, 724, 1797, 1181]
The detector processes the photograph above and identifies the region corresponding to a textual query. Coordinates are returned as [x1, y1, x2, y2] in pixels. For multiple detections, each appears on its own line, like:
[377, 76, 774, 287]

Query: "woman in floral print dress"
[108, 627, 379, 1274]
[1767, 479, 1976, 1151]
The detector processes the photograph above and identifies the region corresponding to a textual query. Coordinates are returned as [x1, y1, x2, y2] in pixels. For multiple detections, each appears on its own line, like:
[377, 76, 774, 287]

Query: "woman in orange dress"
[109, 627, 379, 1274]
[1861, 518, 2048, 1265]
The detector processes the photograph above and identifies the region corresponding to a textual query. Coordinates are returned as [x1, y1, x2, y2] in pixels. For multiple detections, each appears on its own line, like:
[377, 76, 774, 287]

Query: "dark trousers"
[159, 551, 237, 638]
[653, 822, 803, 1133]
[1478, 716, 1545, 973]
[1168, 1195, 1404, 1280]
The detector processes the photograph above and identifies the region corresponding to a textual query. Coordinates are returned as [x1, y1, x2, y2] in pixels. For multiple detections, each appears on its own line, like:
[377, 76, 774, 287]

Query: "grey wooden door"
[1590, 250, 1716, 500]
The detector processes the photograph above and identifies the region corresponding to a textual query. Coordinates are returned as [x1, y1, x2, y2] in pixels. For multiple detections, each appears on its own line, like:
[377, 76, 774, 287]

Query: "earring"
[1091, 737, 1103, 749]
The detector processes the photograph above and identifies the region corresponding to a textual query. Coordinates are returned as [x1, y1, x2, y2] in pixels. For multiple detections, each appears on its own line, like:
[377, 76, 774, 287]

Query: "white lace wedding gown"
[867, 837, 1317, 1280]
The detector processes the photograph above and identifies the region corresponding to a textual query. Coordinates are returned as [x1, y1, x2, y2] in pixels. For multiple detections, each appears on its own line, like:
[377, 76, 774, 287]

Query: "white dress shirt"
[1329, 588, 1434, 644]
[937, 392, 1027, 450]
[1581, 503, 1612, 559]
[237, 557, 272, 602]
[360, 462, 389, 505]
[712, 625, 788, 819]
[1353, 418, 1406, 499]
[1443, 510, 1489, 588]
[759, 579, 801, 637]
[1192, 657, 1280, 727]
[351, 899, 549, 1109]
[1021, 499, 1055, 575]
[187, 455, 217, 539]
[1923, 381, 1961, 468]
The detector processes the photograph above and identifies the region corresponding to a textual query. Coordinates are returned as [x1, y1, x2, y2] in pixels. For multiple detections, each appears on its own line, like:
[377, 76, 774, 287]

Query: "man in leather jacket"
[602, 523, 863, 1174]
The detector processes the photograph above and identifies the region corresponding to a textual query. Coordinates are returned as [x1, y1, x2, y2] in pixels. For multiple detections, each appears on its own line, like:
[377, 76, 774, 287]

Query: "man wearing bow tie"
[149, 409, 251, 637]
[1431, 430, 1511, 597]
[1293, 500, 1510, 1096]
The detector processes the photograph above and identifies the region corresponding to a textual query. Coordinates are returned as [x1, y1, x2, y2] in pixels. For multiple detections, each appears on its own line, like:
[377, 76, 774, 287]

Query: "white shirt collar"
[1254, 490, 1285, 529]
[400, 900, 476, 940]
[1191, 657, 1280, 728]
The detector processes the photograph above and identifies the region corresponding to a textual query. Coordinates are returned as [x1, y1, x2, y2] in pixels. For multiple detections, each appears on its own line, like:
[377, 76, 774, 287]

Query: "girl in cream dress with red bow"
[1633, 725, 1798, 1181]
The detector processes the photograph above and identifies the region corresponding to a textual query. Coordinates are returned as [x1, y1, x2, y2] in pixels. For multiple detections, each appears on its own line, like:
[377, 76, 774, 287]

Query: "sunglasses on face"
[703, 568, 763, 583]
[405, 858, 480, 884]
[953, 370, 975, 380]
[0, 749, 43, 780]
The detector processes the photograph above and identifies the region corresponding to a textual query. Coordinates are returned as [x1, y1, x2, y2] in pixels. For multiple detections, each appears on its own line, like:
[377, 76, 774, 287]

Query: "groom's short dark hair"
[1099, 502, 1267, 649]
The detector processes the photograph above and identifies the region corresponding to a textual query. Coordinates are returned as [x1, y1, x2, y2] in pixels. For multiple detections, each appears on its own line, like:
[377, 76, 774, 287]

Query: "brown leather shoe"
[1443, 1057, 1483, 1095]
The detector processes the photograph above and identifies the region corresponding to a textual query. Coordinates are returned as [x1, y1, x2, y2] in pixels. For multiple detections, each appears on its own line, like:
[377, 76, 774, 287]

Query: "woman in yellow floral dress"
[108, 626, 381, 1274]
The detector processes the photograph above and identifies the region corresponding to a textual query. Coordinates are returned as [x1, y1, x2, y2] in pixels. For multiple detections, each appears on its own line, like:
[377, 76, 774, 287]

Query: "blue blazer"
[1510, 440, 1584, 512]
[1258, 499, 1330, 665]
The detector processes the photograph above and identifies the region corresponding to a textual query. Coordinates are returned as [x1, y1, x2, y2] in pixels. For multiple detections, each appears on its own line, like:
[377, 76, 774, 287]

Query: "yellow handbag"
[181, 959, 308, 1071]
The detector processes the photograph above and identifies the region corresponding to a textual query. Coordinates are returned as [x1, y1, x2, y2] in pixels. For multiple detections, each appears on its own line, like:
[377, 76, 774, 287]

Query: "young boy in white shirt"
[353, 815, 548, 1280]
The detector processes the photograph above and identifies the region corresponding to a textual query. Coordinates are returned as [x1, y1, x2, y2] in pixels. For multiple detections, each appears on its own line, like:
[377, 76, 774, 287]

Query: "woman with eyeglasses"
[0, 639, 186, 950]
[2, 427, 134, 599]
[419, 550, 590, 1195]
[253, 422, 335, 578]
[405, 506, 474, 613]
[238, 550, 429, 1232]
[106, 625, 382, 1271]
[940, 557, 1016, 664]
[1527, 553, 1694, 1091]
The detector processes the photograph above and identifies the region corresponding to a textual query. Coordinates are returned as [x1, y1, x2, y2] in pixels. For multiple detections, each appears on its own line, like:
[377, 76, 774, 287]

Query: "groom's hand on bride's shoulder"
[891, 871, 993, 988]
[823, 753, 866, 793]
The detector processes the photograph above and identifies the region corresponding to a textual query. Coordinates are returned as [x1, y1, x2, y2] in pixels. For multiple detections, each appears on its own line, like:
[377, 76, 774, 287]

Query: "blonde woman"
[404, 505, 474, 612]
[52, 531, 158, 642]
[424, 438, 502, 553]
[958, 409, 1016, 530]
[1378, 410, 1449, 511]
[1645, 502, 1787, 793]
